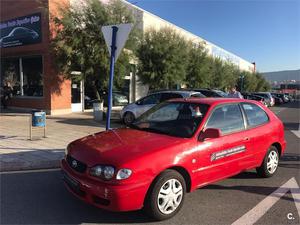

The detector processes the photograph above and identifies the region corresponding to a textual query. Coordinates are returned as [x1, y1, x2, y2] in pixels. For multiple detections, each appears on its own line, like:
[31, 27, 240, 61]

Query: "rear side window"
[199, 90, 213, 97]
[139, 93, 161, 105]
[242, 103, 269, 127]
[191, 93, 205, 98]
[160, 93, 183, 102]
[206, 104, 245, 135]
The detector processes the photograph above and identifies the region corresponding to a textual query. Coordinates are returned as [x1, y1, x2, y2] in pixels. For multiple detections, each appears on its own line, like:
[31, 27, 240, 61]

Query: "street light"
[240, 74, 245, 92]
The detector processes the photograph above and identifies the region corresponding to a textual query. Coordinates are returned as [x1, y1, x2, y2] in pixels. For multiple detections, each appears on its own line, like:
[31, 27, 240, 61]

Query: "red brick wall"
[48, 0, 71, 111]
[0, 0, 71, 114]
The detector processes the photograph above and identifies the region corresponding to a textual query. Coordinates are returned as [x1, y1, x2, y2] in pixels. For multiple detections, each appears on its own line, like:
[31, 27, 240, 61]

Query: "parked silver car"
[120, 90, 205, 125]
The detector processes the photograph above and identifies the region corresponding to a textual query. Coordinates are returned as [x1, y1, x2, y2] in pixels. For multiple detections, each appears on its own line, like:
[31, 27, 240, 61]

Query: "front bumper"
[61, 159, 149, 212]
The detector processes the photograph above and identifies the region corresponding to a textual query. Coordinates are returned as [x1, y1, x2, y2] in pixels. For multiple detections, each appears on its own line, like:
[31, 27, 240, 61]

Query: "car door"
[135, 93, 161, 117]
[240, 102, 271, 167]
[194, 103, 251, 187]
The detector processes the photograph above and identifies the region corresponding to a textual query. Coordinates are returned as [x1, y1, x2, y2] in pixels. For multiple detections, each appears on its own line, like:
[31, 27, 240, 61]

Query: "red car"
[61, 98, 286, 220]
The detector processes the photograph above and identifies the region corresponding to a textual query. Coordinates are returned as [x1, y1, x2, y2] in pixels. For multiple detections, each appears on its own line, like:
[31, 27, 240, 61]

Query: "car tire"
[144, 170, 186, 221]
[256, 146, 279, 178]
[123, 112, 135, 125]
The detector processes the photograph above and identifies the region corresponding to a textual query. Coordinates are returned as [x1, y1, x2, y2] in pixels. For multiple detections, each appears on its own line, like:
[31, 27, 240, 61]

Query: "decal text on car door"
[211, 145, 246, 161]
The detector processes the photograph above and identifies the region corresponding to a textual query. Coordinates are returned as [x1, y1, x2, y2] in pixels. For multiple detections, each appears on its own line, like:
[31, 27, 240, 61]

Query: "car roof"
[168, 97, 259, 106]
[151, 90, 200, 95]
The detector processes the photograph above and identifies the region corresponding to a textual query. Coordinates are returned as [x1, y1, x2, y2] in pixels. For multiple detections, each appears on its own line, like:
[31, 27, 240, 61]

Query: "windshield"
[130, 102, 209, 138]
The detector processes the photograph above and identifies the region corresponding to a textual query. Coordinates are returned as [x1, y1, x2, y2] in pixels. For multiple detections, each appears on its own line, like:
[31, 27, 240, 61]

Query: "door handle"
[244, 137, 250, 141]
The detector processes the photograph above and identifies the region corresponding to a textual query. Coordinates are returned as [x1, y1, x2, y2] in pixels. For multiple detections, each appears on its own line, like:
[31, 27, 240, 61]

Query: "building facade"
[0, 0, 72, 115]
[1, 0, 255, 114]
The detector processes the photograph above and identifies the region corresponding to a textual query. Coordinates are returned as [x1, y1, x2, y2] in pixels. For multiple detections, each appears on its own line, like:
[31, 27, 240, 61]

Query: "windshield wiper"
[140, 127, 171, 136]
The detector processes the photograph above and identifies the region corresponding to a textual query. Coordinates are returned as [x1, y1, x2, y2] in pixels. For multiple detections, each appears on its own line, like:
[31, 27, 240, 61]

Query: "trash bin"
[31, 110, 46, 127]
[93, 100, 103, 121]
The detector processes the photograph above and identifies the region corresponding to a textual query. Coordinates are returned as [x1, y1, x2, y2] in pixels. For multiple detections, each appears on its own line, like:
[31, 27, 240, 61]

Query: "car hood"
[68, 128, 185, 167]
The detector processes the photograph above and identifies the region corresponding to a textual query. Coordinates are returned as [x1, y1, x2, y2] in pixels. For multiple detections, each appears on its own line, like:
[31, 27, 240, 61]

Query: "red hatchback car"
[61, 98, 286, 220]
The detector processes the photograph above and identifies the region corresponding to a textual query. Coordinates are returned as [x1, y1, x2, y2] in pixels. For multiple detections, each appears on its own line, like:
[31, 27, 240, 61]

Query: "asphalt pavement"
[1, 101, 299, 225]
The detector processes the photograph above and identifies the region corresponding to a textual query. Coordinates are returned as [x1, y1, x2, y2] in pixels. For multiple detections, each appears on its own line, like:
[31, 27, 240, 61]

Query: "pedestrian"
[227, 86, 243, 99]
[1, 81, 13, 109]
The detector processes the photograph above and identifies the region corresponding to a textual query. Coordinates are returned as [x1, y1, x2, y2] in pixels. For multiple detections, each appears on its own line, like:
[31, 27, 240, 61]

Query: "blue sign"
[0, 13, 42, 48]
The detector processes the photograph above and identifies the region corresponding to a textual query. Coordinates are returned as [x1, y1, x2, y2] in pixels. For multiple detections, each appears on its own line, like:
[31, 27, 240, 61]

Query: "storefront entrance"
[71, 79, 84, 112]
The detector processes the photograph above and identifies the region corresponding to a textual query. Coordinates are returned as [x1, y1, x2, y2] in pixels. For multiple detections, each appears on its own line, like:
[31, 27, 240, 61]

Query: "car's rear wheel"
[144, 170, 186, 221]
[123, 112, 135, 125]
[256, 146, 279, 178]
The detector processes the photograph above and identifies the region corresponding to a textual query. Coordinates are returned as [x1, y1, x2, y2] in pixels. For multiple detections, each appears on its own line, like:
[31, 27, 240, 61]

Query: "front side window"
[206, 104, 245, 135]
[242, 103, 269, 127]
[131, 102, 209, 138]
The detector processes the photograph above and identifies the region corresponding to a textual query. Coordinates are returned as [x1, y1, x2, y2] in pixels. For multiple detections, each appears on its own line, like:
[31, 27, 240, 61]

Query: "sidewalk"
[0, 111, 122, 172]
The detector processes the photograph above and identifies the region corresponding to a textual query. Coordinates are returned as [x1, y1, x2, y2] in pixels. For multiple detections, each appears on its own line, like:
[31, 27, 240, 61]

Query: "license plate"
[62, 171, 79, 189]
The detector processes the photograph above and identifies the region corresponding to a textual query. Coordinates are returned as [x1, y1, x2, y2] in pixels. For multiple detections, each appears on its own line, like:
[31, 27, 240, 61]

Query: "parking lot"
[0, 101, 299, 225]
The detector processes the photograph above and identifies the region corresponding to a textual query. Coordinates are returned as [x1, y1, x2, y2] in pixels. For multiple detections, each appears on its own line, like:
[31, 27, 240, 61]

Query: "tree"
[51, 0, 138, 99]
[185, 42, 212, 88]
[239, 71, 271, 92]
[254, 72, 271, 91]
[137, 27, 190, 90]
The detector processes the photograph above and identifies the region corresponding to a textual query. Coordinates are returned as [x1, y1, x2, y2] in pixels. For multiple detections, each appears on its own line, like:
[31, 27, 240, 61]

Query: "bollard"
[93, 100, 104, 122]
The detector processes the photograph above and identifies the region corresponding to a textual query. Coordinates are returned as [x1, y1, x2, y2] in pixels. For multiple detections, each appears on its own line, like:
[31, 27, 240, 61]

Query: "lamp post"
[240, 74, 245, 93]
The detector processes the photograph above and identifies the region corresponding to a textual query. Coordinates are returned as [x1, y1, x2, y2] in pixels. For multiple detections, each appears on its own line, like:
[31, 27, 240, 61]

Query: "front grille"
[66, 155, 87, 173]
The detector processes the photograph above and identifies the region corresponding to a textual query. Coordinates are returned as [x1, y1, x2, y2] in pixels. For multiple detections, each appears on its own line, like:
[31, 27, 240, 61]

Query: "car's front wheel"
[123, 112, 135, 125]
[144, 170, 186, 221]
[256, 146, 279, 178]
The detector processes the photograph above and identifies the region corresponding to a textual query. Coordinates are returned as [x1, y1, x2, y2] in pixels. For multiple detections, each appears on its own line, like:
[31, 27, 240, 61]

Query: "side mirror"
[136, 100, 141, 105]
[199, 128, 221, 141]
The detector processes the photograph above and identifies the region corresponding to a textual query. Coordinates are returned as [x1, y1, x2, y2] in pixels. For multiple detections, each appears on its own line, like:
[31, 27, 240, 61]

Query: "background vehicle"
[192, 88, 227, 97]
[273, 96, 283, 105]
[0, 27, 39, 47]
[120, 90, 205, 125]
[252, 92, 275, 107]
[102, 91, 129, 107]
[242, 93, 268, 106]
[284, 93, 294, 102]
[62, 98, 286, 220]
[271, 93, 289, 103]
[85, 91, 129, 109]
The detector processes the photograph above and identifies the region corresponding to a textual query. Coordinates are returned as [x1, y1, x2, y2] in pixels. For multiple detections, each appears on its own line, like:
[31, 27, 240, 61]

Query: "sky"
[130, 0, 300, 73]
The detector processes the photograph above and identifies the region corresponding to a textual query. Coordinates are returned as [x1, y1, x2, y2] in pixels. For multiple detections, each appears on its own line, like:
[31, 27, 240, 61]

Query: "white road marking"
[0, 168, 61, 175]
[232, 177, 300, 225]
[291, 123, 300, 138]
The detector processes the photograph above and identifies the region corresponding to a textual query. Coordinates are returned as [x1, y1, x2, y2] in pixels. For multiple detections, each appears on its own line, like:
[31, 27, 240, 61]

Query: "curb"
[0, 159, 62, 172]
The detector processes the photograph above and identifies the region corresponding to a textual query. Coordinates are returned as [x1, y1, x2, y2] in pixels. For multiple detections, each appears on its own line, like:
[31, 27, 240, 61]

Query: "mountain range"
[262, 69, 300, 82]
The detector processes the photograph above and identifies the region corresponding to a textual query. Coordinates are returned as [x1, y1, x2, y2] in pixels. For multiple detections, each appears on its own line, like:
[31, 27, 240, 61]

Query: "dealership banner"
[0, 13, 42, 48]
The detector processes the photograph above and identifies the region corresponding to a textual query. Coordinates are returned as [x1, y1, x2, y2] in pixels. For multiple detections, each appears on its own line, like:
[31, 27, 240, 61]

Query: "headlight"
[90, 165, 115, 180]
[116, 169, 132, 180]
[103, 166, 115, 179]
[90, 166, 102, 177]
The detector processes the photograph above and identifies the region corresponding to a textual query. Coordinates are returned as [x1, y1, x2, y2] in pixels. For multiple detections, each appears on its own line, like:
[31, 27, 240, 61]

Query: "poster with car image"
[0, 13, 42, 48]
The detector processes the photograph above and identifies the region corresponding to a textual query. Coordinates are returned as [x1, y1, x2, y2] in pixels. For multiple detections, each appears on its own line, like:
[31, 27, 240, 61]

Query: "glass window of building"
[22, 56, 43, 96]
[0, 56, 43, 97]
[1, 58, 20, 96]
